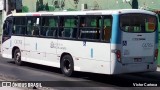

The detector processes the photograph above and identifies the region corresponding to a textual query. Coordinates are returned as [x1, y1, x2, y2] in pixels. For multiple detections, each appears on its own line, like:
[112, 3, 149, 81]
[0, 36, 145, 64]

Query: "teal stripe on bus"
[26, 14, 33, 16]
[111, 14, 121, 44]
[26, 14, 41, 16]
[156, 29, 158, 44]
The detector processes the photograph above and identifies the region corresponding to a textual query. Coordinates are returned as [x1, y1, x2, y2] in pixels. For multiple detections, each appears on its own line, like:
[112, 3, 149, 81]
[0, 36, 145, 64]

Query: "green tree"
[22, 6, 29, 12]
[45, 3, 49, 11]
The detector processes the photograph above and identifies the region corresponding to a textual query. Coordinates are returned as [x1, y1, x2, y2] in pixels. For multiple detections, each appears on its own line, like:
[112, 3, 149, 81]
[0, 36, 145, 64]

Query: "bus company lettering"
[50, 42, 66, 50]
[50, 42, 55, 48]
[132, 38, 146, 41]
[142, 43, 153, 48]
[14, 40, 22, 45]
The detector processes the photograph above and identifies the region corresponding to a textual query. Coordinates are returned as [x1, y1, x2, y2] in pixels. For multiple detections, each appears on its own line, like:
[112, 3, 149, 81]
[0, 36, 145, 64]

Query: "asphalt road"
[0, 56, 160, 90]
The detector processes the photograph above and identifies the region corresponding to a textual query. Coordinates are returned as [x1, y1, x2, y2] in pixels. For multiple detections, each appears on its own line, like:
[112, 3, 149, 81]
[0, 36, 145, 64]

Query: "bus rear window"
[120, 14, 157, 33]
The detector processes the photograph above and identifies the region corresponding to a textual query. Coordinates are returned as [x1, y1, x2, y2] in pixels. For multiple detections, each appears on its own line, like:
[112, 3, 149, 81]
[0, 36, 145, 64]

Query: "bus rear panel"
[111, 13, 158, 74]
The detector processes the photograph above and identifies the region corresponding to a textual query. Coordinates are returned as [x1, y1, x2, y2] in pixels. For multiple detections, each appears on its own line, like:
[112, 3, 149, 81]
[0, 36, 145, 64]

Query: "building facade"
[21, 0, 160, 12]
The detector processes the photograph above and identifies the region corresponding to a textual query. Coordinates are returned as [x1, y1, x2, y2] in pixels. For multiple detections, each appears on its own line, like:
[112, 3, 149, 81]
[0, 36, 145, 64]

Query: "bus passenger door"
[11, 17, 26, 61]
[1, 17, 13, 58]
[24, 17, 45, 62]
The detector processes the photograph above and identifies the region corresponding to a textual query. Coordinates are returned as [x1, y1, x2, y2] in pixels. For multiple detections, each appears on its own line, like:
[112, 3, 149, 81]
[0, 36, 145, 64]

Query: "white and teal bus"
[1, 9, 159, 76]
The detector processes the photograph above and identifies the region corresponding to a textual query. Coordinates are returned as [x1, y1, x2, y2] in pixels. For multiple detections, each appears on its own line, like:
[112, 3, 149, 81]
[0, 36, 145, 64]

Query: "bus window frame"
[78, 15, 102, 42]
[12, 16, 27, 36]
[26, 16, 41, 37]
[40, 16, 58, 38]
[101, 15, 113, 43]
[58, 15, 79, 40]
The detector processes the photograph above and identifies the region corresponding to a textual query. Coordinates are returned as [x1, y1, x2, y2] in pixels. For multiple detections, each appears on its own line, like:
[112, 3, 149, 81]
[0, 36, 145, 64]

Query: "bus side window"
[32, 23, 40, 36]
[27, 20, 32, 35]
[59, 16, 77, 38]
[13, 17, 26, 35]
[79, 16, 101, 40]
[27, 17, 40, 36]
[104, 26, 112, 41]
[103, 16, 112, 42]
[40, 16, 57, 37]
[41, 17, 49, 36]
[48, 17, 58, 37]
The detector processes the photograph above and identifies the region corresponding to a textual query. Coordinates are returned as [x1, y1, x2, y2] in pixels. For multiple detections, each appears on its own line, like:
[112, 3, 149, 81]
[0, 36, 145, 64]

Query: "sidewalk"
[0, 74, 26, 90]
[157, 66, 160, 72]
[0, 87, 24, 90]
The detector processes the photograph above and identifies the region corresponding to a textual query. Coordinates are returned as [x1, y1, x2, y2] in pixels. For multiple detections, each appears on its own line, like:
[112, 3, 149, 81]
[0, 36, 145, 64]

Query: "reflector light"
[116, 50, 121, 62]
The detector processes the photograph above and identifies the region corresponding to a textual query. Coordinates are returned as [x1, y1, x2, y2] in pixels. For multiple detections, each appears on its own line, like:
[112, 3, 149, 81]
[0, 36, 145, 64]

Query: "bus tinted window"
[59, 16, 78, 38]
[120, 14, 157, 33]
[13, 17, 26, 35]
[79, 16, 101, 40]
[41, 17, 58, 37]
[103, 16, 112, 41]
[26, 17, 40, 36]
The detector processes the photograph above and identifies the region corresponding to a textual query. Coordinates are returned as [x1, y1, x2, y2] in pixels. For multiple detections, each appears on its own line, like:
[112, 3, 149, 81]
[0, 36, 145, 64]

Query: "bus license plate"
[134, 58, 142, 62]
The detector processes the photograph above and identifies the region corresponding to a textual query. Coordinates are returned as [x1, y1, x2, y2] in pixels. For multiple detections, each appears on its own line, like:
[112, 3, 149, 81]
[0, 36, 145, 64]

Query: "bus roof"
[11, 9, 156, 17]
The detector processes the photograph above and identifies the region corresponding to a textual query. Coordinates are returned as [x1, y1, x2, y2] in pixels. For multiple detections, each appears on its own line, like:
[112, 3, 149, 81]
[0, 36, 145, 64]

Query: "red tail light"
[155, 49, 158, 60]
[116, 50, 121, 62]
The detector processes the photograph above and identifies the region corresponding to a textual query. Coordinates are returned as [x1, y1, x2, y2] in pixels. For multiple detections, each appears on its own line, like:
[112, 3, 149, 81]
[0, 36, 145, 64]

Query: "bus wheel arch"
[60, 53, 74, 77]
[12, 47, 22, 65]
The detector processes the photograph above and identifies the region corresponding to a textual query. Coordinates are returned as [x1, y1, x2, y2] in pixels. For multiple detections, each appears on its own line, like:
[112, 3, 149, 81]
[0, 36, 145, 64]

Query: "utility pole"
[5, 0, 9, 15]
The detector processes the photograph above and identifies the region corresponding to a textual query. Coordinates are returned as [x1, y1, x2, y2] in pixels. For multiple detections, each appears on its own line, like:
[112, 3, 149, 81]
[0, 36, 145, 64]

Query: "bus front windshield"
[120, 13, 157, 33]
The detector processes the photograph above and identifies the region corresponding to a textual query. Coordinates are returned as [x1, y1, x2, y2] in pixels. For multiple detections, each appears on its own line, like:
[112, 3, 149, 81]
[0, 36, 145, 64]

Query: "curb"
[0, 87, 24, 90]
[157, 67, 160, 72]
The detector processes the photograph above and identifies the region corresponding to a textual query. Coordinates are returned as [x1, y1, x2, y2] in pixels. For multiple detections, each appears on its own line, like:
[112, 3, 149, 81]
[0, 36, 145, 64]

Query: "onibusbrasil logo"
[2, 82, 42, 88]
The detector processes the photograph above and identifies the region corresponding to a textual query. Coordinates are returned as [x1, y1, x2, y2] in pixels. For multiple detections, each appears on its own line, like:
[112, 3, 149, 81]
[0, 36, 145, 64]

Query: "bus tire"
[14, 49, 22, 66]
[60, 55, 74, 77]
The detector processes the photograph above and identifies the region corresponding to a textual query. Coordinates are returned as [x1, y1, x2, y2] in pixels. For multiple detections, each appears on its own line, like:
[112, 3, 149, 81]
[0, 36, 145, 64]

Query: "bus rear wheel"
[60, 55, 74, 77]
[14, 49, 22, 66]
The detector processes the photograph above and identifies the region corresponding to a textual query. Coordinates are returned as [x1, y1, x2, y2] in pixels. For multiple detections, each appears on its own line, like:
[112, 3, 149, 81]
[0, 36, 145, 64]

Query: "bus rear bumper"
[111, 62, 157, 74]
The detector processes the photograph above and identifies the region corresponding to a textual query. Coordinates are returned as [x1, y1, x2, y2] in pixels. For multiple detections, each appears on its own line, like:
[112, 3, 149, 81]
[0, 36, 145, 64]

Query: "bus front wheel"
[60, 55, 74, 77]
[14, 49, 22, 66]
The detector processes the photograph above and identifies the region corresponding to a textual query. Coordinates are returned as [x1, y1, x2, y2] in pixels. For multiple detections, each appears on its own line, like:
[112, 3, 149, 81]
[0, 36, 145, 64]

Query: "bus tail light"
[116, 50, 121, 62]
[154, 49, 158, 60]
